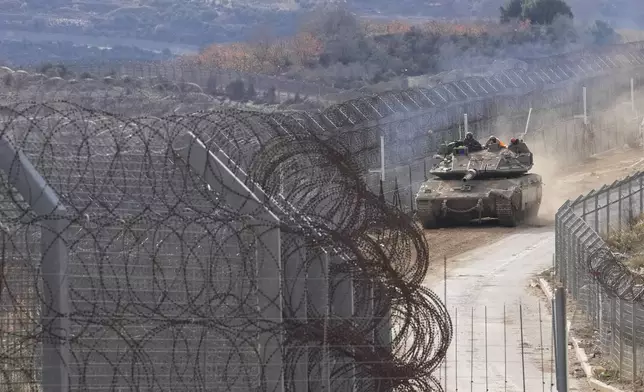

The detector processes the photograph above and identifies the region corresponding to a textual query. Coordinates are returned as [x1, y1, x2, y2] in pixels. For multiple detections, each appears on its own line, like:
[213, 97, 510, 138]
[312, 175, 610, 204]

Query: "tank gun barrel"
[462, 169, 477, 182]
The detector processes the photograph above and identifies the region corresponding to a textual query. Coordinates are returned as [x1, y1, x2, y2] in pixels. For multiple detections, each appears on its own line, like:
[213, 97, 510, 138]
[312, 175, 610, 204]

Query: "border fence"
[12, 39, 644, 109]
[4, 39, 644, 392]
[0, 102, 452, 391]
[18, 60, 343, 103]
[555, 170, 644, 383]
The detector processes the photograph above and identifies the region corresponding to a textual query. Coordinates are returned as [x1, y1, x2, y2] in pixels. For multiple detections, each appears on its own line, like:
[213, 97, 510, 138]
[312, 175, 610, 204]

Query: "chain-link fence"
[555, 170, 644, 383]
[0, 102, 453, 392]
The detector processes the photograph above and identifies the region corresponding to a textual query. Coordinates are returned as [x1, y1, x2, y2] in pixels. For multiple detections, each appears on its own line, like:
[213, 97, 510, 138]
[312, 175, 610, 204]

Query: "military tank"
[415, 141, 542, 228]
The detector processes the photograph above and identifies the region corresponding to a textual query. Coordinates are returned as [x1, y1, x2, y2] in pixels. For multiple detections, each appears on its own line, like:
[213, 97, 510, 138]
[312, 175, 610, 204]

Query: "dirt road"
[424, 228, 586, 391]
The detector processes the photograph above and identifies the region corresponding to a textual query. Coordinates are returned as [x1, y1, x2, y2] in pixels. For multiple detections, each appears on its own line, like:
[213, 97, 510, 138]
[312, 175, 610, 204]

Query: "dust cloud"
[528, 89, 644, 225]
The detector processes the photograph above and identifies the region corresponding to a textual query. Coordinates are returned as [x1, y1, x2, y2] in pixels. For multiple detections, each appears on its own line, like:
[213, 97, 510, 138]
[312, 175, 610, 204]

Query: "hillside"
[187, 12, 622, 90]
[350, 0, 643, 28]
[0, 65, 310, 115]
[1, 0, 641, 54]
[0, 0, 302, 48]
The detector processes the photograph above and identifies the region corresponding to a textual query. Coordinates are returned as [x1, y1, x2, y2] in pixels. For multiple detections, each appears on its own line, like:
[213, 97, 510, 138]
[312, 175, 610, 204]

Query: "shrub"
[225, 79, 245, 101]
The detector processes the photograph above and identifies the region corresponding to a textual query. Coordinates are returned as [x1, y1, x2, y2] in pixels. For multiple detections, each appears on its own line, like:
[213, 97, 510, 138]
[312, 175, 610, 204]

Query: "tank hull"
[415, 173, 542, 228]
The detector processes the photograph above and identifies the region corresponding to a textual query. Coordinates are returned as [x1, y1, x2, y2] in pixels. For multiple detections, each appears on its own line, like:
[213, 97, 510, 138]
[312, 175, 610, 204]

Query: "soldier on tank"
[508, 138, 531, 154]
[485, 135, 506, 149]
[463, 132, 483, 152]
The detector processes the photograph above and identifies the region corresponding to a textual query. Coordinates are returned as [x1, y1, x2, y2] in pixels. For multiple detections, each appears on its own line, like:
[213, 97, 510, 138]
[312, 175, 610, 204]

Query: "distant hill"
[343, 0, 644, 29]
[1, 0, 641, 67]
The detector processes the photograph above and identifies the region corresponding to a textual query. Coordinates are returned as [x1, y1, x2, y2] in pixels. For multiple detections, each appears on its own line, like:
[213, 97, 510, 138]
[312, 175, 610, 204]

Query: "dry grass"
[605, 213, 644, 270]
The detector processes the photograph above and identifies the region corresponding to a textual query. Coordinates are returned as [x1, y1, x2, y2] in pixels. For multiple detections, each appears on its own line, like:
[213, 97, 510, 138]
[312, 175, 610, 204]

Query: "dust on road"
[424, 146, 644, 266]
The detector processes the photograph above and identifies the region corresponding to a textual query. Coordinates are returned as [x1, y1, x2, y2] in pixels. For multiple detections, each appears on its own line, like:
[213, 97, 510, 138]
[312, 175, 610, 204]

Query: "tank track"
[496, 196, 518, 227]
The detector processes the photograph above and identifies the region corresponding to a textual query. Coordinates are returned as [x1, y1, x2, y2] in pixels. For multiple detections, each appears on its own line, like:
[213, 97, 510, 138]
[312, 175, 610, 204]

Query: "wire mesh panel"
[0, 104, 279, 391]
[0, 101, 453, 392]
[0, 174, 42, 392]
[555, 170, 644, 382]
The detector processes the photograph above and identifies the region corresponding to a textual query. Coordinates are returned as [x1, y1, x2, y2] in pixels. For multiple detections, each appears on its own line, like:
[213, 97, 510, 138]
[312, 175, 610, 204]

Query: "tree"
[263, 86, 277, 104]
[225, 79, 245, 101]
[500, 0, 522, 22]
[205, 74, 218, 95]
[522, 0, 573, 25]
[291, 32, 323, 67]
[249, 25, 275, 65]
[500, 0, 573, 25]
[245, 83, 257, 101]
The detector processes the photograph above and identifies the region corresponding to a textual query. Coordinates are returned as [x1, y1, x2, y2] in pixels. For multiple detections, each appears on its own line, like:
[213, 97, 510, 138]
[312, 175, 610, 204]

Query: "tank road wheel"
[496, 192, 522, 227]
[418, 202, 441, 229]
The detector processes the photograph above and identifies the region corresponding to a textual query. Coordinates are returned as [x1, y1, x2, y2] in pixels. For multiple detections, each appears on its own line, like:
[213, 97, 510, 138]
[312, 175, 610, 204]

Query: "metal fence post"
[409, 165, 413, 211]
[629, 178, 634, 223]
[582, 194, 587, 220]
[330, 252, 356, 392]
[618, 181, 623, 230]
[554, 287, 568, 392]
[171, 132, 285, 392]
[610, 296, 616, 368]
[307, 248, 330, 392]
[594, 192, 600, 233]
[40, 215, 71, 392]
[619, 298, 624, 381]
[0, 137, 71, 392]
[632, 301, 637, 386]
[638, 173, 644, 214]
[283, 231, 309, 392]
[606, 187, 611, 235]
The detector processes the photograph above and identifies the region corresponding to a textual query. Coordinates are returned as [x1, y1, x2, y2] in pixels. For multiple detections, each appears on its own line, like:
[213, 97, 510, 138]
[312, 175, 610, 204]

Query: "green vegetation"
[499, 0, 619, 45]
[500, 0, 573, 25]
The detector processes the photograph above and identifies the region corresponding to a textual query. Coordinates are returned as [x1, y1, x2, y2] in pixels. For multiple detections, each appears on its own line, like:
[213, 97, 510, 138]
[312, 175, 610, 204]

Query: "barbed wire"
[14, 59, 343, 99]
[0, 100, 452, 391]
[283, 41, 644, 130]
[587, 247, 644, 302]
[0, 66, 290, 116]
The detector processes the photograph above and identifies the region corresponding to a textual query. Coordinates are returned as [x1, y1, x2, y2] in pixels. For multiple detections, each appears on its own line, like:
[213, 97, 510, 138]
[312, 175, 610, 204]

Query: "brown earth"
[424, 146, 644, 267]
